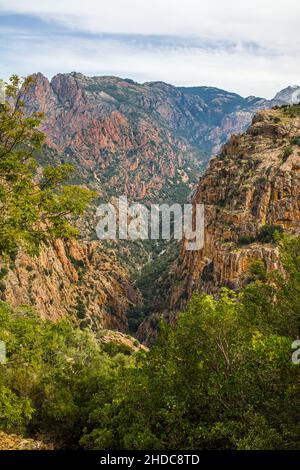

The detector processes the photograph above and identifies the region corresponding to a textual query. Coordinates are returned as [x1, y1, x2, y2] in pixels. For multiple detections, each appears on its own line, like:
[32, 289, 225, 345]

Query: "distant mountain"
[270, 85, 300, 105]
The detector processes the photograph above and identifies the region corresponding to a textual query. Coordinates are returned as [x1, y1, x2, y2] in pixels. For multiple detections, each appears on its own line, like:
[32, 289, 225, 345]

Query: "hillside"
[0, 239, 141, 332]
[1, 73, 299, 337]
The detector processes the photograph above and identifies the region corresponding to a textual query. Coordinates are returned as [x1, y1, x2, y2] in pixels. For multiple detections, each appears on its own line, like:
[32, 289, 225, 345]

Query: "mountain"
[24, 73, 300, 201]
[3, 72, 299, 337]
[24, 73, 203, 203]
[0, 239, 141, 332]
[271, 85, 300, 105]
[137, 104, 300, 345]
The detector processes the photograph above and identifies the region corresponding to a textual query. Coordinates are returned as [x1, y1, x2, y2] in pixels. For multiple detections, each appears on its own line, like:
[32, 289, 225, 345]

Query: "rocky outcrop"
[95, 329, 148, 353]
[0, 239, 141, 332]
[171, 106, 300, 307]
[137, 105, 300, 344]
[0, 432, 54, 450]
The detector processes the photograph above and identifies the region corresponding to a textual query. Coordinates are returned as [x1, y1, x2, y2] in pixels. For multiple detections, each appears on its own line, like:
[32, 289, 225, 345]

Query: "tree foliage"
[0, 75, 95, 257]
[0, 302, 131, 441]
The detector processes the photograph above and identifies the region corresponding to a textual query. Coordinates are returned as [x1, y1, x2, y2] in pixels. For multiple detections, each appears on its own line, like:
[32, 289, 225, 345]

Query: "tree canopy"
[0, 75, 95, 257]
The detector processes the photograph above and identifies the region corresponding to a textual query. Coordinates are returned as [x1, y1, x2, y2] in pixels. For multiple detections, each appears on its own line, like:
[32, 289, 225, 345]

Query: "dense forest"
[0, 77, 299, 450]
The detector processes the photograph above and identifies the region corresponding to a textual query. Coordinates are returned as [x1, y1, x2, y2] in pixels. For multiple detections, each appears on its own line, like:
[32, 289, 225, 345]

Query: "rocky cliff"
[0, 239, 141, 332]
[24, 73, 202, 203]
[24, 73, 299, 204]
[137, 104, 300, 344]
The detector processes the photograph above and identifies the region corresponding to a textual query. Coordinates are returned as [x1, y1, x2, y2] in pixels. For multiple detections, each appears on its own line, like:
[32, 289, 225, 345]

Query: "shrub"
[239, 235, 255, 246]
[257, 224, 284, 243]
[282, 146, 293, 162]
[0, 386, 33, 432]
[291, 136, 300, 147]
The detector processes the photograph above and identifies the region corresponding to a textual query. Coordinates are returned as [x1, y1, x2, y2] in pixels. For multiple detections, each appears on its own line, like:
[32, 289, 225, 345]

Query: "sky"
[0, 0, 299, 98]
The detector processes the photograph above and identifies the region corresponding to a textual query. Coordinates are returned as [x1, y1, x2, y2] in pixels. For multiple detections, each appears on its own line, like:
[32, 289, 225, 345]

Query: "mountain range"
[24, 73, 300, 202]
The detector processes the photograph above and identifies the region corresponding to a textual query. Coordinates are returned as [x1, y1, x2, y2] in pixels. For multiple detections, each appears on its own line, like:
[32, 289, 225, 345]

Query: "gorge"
[1, 72, 300, 342]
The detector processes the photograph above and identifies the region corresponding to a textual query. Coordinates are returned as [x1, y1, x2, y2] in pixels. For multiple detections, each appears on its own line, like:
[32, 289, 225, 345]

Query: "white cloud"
[1, 0, 299, 49]
[0, 0, 299, 97]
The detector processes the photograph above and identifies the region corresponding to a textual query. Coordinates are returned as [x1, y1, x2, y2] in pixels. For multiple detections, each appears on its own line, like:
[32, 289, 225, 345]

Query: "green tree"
[0, 300, 131, 442]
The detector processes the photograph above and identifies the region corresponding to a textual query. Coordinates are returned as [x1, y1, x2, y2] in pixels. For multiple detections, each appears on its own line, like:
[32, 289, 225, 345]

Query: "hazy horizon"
[14, 70, 298, 101]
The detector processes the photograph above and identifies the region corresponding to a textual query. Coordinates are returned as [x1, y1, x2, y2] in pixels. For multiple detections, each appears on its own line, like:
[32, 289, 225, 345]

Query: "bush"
[257, 224, 284, 243]
[0, 301, 132, 443]
[239, 235, 255, 246]
[291, 136, 300, 147]
[0, 386, 33, 432]
[282, 146, 293, 162]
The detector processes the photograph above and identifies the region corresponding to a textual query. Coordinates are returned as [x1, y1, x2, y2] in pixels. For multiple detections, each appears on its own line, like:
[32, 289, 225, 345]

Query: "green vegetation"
[0, 75, 96, 258]
[238, 234, 256, 246]
[239, 224, 284, 246]
[126, 241, 179, 331]
[257, 224, 284, 243]
[282, 146, 293, 162]
[291, 136, 300, 147]
[0, 302, 131, 443]
[271, 116, 281, 123]
[0, 235, 299, 449]
[80, 235, 300, 450]
[282, 104, 300, 118]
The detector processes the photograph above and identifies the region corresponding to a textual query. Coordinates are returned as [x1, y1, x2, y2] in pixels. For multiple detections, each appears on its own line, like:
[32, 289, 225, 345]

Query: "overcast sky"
[0, 0, 299, 98]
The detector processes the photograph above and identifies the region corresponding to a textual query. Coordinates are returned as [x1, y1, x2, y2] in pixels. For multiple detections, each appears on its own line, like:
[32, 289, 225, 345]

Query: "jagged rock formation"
[0, 239, 141, 332]
[24, 73, 202, 203]
[95, 329, 148, 353]
[137, 105, 300, 344]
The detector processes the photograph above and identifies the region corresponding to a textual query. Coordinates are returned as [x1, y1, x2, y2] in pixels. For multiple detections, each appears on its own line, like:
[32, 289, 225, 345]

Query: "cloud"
[1, 0, 299, 48]
[0, 1, 299, 98]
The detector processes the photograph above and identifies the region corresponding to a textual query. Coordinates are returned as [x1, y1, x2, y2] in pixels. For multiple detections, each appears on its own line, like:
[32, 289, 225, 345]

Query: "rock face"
[137, 105, 300, 344]
[171, 106, 300, 306]
[0, 239, 141, 332]
[271, 85, 300, 106]
[24, 73, 202, 203]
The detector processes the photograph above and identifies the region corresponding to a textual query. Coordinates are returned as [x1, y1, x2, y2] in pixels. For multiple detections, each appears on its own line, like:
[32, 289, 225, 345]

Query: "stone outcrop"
[172, 106, 300, 304]
[0, 432, 54, 450]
